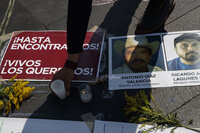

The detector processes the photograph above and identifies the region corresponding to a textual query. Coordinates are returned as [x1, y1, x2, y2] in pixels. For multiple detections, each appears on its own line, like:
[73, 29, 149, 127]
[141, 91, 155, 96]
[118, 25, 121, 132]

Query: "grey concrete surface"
[1, 0, 200, 129]
[151, 86, 200, 127]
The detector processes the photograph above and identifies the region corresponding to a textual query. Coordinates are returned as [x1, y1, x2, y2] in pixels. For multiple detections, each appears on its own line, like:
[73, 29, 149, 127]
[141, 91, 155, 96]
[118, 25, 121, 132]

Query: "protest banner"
[0, 31, 104, 82]
[93, 120, 199, 133]
[0, 117, 91, 133]
[109, 30, 200, 90]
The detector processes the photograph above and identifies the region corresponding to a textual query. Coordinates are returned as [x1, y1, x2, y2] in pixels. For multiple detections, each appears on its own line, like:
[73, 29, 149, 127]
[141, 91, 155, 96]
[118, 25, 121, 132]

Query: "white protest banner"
[109, 30, 200, 90]
[93, 120, 199, 133]
[0, 117, 91, 133]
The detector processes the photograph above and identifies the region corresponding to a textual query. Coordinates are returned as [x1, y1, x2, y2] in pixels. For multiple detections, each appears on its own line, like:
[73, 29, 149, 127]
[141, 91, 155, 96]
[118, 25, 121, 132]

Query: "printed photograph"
[111, 35, 165, 74]
[163, 32, 200, 71]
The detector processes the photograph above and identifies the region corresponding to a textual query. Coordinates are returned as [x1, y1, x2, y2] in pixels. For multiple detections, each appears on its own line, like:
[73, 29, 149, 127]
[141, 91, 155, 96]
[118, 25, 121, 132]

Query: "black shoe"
[135, 0, 176, 34]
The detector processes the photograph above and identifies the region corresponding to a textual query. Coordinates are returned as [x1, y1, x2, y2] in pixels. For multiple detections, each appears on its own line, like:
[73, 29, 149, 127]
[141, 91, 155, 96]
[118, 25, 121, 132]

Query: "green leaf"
[140, 123, 147, 129]
[170, 127, 178, 133]
[138, 117, 148, 123]
[188, 119, 193, 125]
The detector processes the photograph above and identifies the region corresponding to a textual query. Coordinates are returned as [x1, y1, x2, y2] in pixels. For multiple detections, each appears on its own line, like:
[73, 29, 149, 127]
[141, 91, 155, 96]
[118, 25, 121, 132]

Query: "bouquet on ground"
[0, 75, 34, 115]
[124, 90, 200, 133]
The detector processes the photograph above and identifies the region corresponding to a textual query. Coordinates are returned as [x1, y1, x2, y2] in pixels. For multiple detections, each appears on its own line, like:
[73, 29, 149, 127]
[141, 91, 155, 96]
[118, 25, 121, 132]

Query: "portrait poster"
[0, 31, 104, 82]
[109, 30, 200, 90]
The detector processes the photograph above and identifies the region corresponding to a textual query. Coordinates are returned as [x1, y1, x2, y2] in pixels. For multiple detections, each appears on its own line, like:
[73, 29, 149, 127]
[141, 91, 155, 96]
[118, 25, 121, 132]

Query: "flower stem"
[181, 125, 200, 132]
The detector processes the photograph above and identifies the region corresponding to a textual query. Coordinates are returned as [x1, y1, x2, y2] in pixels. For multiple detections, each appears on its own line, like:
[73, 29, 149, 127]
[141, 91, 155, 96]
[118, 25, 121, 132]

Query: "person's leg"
[135, 0, 176, 34]
[67, 0, 93, 54]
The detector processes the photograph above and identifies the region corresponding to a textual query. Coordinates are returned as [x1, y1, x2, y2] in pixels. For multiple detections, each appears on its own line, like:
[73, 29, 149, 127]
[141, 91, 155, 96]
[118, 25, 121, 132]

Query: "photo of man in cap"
[167, 33, 200, 70]
[112, 36, 163, 74]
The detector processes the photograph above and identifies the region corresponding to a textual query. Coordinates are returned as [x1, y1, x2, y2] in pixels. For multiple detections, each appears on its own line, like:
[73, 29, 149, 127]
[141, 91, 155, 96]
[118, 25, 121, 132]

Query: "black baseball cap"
[174, 33, 200, 47]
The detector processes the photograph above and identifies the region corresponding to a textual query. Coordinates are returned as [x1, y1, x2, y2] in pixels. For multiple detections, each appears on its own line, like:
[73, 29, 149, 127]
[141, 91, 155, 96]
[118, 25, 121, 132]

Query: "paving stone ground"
[1, 0, 200, 128]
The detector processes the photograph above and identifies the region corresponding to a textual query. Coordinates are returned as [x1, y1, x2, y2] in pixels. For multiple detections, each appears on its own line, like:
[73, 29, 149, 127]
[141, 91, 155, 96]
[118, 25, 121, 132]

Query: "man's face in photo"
[124, 46, 151, 71]
[175, 39, 200, 63]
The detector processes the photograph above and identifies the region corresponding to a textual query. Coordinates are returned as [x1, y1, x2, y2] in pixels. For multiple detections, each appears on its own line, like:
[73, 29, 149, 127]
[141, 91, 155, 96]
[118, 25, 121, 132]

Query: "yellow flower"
[3, 87, 10, 94]
[0, 76, 35, 115]
[8, 74, 17, 82]
[21, 87, 34, 99]
[19, 95, 23, 102]
[21, 81, 29, 87]
[13, 86, 19, 93]
[15, 102, 19, 110]
[12, 97, 18, 105]
[0, 100, 4, 110]
[11, 97, 20, 110]
[11, 80, 19, 87]
[8, 92, 14, 100]
[5, 100, 11, 114]
[12, 79, 23, 88]
[15, 89, 23, 97]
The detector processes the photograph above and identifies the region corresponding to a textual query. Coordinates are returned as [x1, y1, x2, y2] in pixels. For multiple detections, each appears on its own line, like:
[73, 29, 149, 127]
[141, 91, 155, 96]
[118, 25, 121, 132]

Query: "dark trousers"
[66, 0, 167, 54]
[67, 0, 92, 54]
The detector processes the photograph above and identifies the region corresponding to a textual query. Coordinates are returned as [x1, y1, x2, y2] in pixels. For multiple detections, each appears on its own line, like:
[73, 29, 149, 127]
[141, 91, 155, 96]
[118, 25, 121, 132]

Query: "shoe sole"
[135, 0, 176, 34]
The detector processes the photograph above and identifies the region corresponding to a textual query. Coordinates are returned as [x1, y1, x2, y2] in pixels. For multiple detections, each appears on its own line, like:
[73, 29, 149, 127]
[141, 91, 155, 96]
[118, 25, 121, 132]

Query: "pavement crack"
[166, 4, 200, 25]
[169, 92, 200, 114]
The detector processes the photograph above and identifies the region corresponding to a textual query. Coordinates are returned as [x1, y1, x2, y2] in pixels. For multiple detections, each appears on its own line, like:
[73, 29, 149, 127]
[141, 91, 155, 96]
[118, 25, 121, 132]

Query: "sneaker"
[135, 0, 176, 34]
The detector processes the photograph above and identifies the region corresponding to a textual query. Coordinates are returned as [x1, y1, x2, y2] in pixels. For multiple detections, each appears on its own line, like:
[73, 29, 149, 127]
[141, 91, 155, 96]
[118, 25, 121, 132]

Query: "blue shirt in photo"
[168, 57, 200, 70]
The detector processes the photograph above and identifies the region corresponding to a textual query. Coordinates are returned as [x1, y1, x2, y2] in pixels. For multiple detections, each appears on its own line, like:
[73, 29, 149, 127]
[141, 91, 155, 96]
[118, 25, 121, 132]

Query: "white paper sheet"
[93, 120, 199, 133]
[0, 117, 91, 133]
